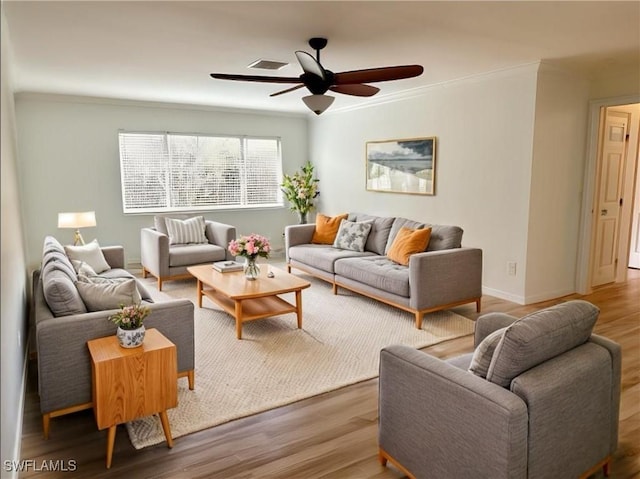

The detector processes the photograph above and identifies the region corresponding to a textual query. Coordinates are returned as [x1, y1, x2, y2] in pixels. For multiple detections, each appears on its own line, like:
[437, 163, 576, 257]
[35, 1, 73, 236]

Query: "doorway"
[576, 96, 640, 295]
[591, 105, 640, 286]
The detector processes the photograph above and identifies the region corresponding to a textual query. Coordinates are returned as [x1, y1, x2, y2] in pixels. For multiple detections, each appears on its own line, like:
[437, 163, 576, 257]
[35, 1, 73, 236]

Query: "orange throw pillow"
[387, 227, 432, 265]
[311, 213, 349, 244]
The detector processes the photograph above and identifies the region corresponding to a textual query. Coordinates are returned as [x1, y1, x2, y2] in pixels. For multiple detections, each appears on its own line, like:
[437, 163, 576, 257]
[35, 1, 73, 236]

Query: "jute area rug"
[127, 269, 475, 449]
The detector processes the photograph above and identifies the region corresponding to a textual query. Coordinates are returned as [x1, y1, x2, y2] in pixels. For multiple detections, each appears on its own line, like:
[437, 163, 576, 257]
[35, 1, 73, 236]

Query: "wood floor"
[19, 271, 640, 478]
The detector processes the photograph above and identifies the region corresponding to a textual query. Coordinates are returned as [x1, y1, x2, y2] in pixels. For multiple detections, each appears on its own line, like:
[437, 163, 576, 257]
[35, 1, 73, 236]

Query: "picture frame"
[366, 136, 436, 195]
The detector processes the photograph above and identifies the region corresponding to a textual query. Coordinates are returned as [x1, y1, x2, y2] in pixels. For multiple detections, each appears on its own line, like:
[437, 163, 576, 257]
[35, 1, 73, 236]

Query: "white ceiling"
[4, 1, 640, 115]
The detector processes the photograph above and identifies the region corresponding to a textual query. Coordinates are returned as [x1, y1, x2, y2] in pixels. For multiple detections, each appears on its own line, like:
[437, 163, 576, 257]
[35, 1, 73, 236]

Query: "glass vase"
[298, 211, 308, 224]
[244, 257, 260, 280]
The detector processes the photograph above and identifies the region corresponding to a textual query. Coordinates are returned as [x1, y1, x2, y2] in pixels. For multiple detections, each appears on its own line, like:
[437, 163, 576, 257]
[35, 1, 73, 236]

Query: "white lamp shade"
[302, 94, 335, 115]
[58, 211, 97, 229]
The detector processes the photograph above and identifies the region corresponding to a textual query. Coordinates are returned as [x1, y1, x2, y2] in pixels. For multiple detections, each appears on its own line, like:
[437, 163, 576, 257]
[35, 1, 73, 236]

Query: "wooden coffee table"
[187, 264, 311, 339]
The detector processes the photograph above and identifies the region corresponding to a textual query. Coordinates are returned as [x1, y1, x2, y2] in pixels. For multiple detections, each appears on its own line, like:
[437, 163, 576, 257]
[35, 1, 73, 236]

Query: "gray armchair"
[378, 300, 621, 479]
[141, 215, 236, 290]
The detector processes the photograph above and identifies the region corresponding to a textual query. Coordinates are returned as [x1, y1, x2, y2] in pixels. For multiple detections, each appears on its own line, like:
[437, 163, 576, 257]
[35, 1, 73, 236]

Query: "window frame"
[118, 130, 284, 214]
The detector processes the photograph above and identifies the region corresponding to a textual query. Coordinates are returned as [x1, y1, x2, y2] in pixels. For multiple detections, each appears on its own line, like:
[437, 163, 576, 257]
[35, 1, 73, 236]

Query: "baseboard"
[482, 286, 576, 306]
[523, 288, 576, 305]
[127, 261, 142, 272]
[4, 341, 30, 479]
[482, 286, 526, 305]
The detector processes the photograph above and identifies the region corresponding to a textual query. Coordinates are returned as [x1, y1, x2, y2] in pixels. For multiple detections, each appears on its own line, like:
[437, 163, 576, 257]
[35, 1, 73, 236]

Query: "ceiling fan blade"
[270, 84, 305, 97]
[334, 65, 423, 85]
[294, 51, 325, 80]
[210, 73, 301, 84]
[329, 84, 380, 97]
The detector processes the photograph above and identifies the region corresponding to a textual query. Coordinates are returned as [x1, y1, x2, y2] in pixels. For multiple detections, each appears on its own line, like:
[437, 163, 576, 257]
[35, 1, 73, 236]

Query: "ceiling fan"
[210, 38, 424, 115]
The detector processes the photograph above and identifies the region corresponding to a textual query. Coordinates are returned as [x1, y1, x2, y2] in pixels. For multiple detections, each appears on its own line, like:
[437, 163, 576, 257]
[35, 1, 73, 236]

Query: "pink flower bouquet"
[228, 233, 271, 260]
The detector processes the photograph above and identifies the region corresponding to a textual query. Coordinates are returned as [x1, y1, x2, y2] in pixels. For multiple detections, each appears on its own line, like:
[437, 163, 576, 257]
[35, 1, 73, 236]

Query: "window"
[118, 132, 283, 213]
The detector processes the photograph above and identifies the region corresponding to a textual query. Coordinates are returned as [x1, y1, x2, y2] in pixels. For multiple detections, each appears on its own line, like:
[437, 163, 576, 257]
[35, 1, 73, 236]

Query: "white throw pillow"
[64, 240, 111, 274]
[165, 216, 208, 245]
[332, 219, 373, 252]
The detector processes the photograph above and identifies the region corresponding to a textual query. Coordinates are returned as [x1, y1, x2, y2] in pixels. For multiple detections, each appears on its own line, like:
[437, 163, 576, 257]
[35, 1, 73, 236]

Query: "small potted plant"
[281, 161, 320, 224]
[109, 303, 151, 348]
[228, 233, 271, 280]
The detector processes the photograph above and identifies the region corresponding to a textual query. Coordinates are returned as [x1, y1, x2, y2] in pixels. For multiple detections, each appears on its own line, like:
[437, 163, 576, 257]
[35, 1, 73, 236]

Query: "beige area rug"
[126, 270, 475, 449]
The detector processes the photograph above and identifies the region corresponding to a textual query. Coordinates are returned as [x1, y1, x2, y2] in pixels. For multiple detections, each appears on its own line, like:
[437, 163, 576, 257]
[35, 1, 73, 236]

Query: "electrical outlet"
[508, 261, 517, 276]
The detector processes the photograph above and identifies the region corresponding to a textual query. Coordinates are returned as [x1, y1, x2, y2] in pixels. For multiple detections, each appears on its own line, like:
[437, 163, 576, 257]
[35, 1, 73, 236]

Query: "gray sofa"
[141, 215, 236, 290]
[33, 236, 195, 438]
[285, 213, 482, 328]
[378, 300, 621, 479]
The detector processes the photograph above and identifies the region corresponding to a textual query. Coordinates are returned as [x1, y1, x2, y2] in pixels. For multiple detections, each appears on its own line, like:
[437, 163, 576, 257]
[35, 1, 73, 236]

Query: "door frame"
[576, 94, 640, 295]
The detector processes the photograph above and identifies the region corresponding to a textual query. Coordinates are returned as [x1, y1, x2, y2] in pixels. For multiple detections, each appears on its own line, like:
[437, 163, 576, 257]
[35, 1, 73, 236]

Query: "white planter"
[117, 325, 146, 348]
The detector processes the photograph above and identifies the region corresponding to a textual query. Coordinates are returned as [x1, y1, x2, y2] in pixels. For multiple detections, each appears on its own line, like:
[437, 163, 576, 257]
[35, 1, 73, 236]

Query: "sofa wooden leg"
[579, 456, 611, 479]
[158, 278, 163, 291]
[142, 267, 148, 278]
[332, 283, 338, 295]
[178, 370, 195, 390]
[378, 449, 388, 466]
[40, 404, 93, 440]
[415, 312, 423, 330]
[378, 448, 417, 479]
[287, 264, 291, 273]
[42, 413, 50, 439]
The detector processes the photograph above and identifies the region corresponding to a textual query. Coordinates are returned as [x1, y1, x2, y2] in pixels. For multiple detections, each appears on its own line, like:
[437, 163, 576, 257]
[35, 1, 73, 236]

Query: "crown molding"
[322, 62, 542, 116]
[13, 92, 308, 119]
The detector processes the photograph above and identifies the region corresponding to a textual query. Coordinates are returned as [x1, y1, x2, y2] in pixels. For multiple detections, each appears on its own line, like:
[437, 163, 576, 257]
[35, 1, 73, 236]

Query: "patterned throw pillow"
[332, 220, 373, 252]
[165, 216, 208, 245]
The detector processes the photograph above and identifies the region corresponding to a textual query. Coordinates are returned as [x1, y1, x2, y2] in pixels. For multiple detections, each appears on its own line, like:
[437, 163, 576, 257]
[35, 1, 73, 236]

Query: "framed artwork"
[366, 137, 436, 195]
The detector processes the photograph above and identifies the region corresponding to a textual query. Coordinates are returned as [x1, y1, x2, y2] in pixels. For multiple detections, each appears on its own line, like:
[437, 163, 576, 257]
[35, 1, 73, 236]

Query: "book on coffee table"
[213, 261, 244, 273]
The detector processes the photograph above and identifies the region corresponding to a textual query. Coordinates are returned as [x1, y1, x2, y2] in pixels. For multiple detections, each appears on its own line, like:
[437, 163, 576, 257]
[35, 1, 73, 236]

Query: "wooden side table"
[88, 328, 178, 468]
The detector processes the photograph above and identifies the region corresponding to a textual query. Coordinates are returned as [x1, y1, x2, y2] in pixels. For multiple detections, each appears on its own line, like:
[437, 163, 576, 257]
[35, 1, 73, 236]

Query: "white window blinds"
[119, 132, 283, 213]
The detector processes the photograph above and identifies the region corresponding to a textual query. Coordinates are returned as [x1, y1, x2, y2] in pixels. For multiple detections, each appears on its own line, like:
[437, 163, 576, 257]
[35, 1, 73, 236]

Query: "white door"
[629, 163, 640, 269]
[591, 109, 629, 287]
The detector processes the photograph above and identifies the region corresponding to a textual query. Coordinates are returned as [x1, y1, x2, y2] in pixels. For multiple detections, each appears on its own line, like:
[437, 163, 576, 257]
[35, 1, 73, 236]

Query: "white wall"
[15, 95, 309, 269]
[310, 64, 539, 302]
[524, 64, 590, 302]
[1, 7, 28, 475]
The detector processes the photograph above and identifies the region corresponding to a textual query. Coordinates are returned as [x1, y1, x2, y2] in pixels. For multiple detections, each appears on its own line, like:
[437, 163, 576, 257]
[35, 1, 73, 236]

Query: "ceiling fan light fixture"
[302, 94, 334, 115]
[210, 37, 424, 112]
